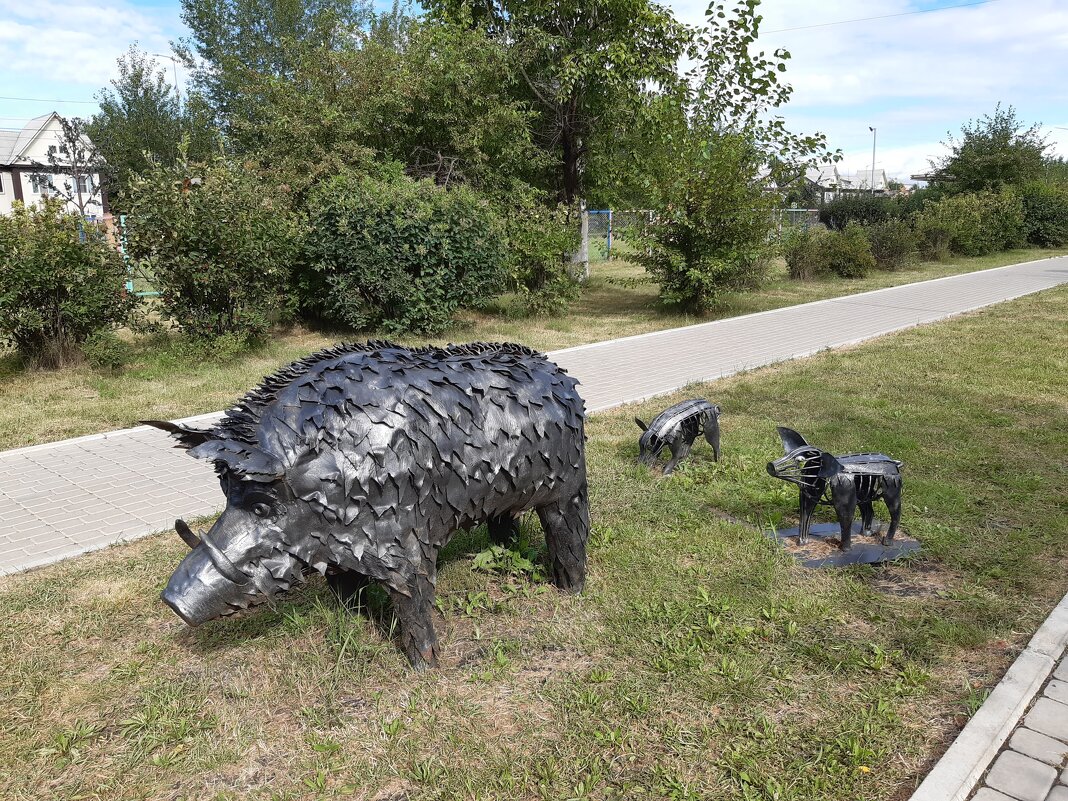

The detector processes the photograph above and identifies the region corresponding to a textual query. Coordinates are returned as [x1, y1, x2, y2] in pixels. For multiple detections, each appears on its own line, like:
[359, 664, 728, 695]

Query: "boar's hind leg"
[537, 485, 590, 593]
[326, 570, 371, 612]
[389, 573, 440, 671]
[488, 514, 521, 545]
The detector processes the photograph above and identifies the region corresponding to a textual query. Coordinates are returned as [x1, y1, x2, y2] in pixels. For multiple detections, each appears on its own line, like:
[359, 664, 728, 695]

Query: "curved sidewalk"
[1, 255, 1066, 576]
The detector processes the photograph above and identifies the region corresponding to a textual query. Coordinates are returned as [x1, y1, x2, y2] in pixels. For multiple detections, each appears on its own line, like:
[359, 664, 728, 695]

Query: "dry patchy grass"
[0, 280, 1066, 801]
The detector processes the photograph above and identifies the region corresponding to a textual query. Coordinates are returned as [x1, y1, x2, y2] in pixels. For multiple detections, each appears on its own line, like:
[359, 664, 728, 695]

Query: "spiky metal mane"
[215, 340, 546, 445]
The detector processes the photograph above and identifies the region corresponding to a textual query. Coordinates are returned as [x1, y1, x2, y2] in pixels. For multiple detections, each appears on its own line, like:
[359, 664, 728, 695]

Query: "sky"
[1, 0, 1066, 180]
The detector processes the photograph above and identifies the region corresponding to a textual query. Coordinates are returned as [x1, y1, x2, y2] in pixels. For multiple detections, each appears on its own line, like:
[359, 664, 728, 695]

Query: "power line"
[762, 0, 1003, 34]
[0, 94, 96, 105]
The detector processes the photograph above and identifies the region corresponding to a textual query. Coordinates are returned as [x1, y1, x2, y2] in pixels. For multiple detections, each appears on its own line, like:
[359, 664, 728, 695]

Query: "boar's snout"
[161, 584, 200, 626]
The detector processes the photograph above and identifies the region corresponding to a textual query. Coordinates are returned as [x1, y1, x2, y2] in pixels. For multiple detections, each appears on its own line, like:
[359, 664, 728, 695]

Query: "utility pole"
[151, 53, 181, 108]
[869, 126, 877, 196]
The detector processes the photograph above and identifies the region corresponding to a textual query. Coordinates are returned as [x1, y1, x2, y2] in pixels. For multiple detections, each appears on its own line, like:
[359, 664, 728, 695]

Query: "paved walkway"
[1, 255, 1066, 576]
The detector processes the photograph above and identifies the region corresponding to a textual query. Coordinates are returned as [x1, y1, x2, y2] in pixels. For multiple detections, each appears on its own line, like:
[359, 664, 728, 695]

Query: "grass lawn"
[1, 285, 1065, 800]
[0, 246, 1064, 451]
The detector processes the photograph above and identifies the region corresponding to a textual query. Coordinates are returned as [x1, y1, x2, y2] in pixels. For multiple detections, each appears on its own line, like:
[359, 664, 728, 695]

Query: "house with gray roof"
[0, 113, 106, 218]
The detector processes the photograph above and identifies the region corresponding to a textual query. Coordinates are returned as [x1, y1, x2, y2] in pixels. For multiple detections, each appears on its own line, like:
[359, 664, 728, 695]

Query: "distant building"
[0, 113, 106, 218]
[804, 165, 897, 203]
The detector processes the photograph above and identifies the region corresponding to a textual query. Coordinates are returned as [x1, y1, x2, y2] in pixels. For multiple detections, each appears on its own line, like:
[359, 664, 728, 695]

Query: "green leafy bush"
[916, 189, 1024, 257]
[818, 195, 899, 230]
[304, 174, 509, 334]
[865, 219, 917, 270]
[504, 200, 580, 316]
[124, 158, 302, 340]
[917, 224, 952, 262]
[779, 225, 825, 280]
[1021, 182, 1068, 247]
[82, 329, 129, 372]
[0, 200, 134, 368]
[639, 133, 775, 313]
[817, 223, 875, 278]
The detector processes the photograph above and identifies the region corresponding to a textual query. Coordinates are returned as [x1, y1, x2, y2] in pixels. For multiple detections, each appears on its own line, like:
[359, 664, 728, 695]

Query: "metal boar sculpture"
[634, 398, 721, 475]
[144, 341, 589, 670]
[765, 427, 903, 551]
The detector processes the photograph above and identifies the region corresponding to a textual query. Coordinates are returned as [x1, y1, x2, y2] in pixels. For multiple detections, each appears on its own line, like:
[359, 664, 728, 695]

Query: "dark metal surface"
[767, 522, 920, 568]
[144, 341, 589, 670]
[635, 398, 721, 475]
[766, 427, 904, 551]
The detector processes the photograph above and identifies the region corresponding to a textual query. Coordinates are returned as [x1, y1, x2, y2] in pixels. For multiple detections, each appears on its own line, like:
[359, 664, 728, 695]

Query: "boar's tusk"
[199, 531, 251, 586]
[174, 519, 202, 549]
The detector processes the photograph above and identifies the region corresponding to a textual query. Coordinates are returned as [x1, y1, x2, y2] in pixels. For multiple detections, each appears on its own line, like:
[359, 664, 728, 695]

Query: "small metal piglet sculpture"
[766, 427, 903, 551]
[635, 398, 721, 475]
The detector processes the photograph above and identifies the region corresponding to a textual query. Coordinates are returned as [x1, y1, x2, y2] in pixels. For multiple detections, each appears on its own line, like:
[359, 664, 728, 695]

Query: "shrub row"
[122, 159, 578, 340]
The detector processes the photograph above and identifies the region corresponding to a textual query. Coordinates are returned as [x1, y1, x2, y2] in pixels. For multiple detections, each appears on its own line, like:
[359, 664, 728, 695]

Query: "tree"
[638, 0, 835, 312]
[177, 0, 372, 150]
[428, 0, 691, 204]
[27, 117, 106, 218]
[87, 46, 217, 202]
[932, 105, 1050, 194]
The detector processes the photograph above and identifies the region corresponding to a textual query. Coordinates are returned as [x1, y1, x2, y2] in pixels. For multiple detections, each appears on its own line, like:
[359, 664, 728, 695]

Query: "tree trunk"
[561, 125, 581, 206]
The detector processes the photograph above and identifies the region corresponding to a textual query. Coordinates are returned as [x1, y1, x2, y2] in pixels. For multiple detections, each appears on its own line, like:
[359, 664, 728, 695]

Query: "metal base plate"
[767, 521, 920, 569]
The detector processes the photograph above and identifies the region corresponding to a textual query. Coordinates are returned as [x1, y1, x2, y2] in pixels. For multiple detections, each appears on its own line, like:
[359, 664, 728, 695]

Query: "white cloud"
[0, 0, 184, 91]
[665, 0, 1068, 179]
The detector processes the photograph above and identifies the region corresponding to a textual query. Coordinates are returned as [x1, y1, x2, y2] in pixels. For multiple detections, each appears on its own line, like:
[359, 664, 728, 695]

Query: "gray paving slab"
[1008, 728, 1068, 766]
[986, 751, 1058, 801]
[1045, 681, 1068, 706]
[0, 255, 1066, 577]
[1046, 787, 1068, 801]
[1055, 661, 1068, 683]
[973, 791, 1016, 801]
[1026, 699, 1068, 742]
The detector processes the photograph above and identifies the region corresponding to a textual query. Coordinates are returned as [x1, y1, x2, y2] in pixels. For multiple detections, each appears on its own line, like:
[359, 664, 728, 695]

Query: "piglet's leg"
[830, 476, 857, 551]
[798, 491, 818, 545]
[326, 570, 371, 612]
[881, 478, 903, 546]
[537, 484, 589, 593]
[662, 440, 692, 476]
[488, 513, 521, 545]
[859, 502, 875, 538]
[389, 571, 440, 671]
[704, 420, 721, 462]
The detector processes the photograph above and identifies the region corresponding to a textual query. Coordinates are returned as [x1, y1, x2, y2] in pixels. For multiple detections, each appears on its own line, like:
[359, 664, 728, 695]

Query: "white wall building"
[0, 112, 107, 218]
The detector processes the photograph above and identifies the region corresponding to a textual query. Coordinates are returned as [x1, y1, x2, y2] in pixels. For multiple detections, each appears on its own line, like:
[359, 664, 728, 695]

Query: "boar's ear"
[776, 426, 809, 454]
[187, 440, 285, 483]
[634, 417, 648, 432]
[142, 420, 215, 450]
[817, 451, 843, 479]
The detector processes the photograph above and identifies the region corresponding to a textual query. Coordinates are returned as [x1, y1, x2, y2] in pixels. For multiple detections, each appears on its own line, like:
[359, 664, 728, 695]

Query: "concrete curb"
[909, 592, 1068, 801]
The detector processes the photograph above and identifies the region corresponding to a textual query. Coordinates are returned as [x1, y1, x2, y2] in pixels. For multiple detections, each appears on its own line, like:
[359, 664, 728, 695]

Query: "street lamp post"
[151, 53, 181, 107]
[869, 126, 877, 196]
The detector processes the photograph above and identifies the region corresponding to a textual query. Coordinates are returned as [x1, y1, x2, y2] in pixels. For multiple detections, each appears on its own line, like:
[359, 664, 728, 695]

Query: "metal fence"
[117, 214, 159, 297]
[773, 208, 820, 234]
[585, 209, 655, 263]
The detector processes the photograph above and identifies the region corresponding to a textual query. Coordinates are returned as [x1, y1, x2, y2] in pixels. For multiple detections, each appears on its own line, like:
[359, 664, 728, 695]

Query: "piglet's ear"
[776, 426, 809, 455]
[634, 417, 648, 432]
[188, 440, 285, 483]
[817, 452, 843, 479]
[142, 420, 215, 450]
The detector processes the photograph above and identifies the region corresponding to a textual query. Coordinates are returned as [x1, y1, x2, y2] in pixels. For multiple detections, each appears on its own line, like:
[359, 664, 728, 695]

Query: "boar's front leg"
[388, 570, 440, 671]
[488, 513, 521, 545]
[326, 569, 371, 612]
[537, 485, 589, 593]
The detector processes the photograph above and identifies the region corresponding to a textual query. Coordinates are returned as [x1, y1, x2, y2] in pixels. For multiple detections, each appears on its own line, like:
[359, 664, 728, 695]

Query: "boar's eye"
[252, 502, 271, 518]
